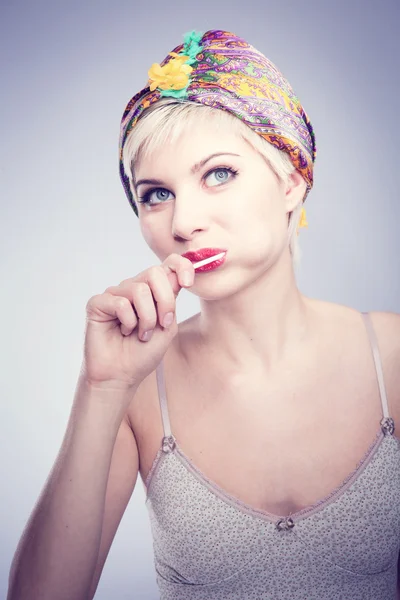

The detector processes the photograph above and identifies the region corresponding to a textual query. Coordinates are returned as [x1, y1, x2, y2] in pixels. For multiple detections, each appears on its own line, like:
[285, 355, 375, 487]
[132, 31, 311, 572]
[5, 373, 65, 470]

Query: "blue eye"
[137, 166, 238, 206]
[205, 168, 235, 186]
[137, 188, 173, 206]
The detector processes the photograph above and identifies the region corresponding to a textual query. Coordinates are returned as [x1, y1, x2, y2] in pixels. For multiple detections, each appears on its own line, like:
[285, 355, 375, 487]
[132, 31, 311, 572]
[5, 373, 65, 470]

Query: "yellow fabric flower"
[148, 53, 193, 92]
[168, 51, 190, 63]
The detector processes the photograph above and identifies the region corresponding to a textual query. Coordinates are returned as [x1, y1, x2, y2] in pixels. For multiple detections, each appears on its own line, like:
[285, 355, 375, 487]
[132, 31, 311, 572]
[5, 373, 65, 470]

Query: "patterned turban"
[119, 29, 316, 225]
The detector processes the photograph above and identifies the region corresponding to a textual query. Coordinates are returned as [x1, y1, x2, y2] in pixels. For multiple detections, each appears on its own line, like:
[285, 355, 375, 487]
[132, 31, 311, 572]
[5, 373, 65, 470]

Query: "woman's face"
[132, 119, 301, 299]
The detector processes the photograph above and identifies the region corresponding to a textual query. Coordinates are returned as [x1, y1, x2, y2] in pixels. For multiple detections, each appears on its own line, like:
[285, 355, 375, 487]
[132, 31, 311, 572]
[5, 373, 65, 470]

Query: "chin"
[192, 272, 251, 301]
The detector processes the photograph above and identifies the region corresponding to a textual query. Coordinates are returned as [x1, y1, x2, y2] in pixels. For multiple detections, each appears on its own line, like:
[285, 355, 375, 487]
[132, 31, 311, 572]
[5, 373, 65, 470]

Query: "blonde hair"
[122, 98, 305, 266]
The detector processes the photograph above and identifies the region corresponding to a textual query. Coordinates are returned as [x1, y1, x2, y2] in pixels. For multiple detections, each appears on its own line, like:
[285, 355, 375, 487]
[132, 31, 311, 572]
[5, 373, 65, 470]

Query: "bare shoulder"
[319, 299, 399, 358]
[366, 310, 400, 437]
[327, 303, 400, 420]
[309, 298, 400, 346]
[367, 309, 400, 393]
[304, 298, 400, 393]
[367, 309, 400, 346]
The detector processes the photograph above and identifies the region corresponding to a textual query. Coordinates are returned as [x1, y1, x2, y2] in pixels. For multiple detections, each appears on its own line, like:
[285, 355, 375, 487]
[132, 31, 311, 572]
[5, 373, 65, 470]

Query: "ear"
[284, 171, 307, 213]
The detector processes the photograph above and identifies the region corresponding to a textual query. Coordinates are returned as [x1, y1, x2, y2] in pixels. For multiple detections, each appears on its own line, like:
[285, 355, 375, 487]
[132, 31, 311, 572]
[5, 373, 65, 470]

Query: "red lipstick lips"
[181, 248, 227, 262]
[181, 248, 227, 273]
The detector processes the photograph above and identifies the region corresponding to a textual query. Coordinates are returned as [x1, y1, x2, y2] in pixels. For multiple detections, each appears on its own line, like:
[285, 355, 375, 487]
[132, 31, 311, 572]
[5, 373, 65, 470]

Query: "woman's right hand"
[81, 253, 195, 391]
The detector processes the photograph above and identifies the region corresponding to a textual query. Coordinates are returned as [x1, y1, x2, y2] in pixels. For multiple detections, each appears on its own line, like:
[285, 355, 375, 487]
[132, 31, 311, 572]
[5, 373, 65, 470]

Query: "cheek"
[139, 219, 152, 244]
[238, 182, 277, 228]
[140, 218, 171, 258]
[236, 194, 285, 254]
[253, 181, 286, 230]
[139, 219, 161, 252]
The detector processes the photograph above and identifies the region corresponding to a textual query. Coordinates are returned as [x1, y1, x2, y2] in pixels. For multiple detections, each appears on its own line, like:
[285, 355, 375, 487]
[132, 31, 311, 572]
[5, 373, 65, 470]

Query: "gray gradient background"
[1, 0, 399, 598]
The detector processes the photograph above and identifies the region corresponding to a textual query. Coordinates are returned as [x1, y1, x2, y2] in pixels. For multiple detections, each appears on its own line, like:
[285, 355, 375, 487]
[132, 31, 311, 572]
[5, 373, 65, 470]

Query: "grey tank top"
[145, 311, 400, 599]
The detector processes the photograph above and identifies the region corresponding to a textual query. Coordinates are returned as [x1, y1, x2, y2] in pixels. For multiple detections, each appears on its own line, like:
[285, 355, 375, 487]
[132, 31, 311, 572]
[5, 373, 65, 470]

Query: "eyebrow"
[134, 152, 241, 189]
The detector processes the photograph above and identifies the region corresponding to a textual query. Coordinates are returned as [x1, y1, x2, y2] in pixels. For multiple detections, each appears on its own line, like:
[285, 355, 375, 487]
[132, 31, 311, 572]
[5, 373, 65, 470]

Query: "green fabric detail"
[196, 72, 219, 83]
[156, 30, 204, 97]
[182, 30, 204, 64]
[160, 87, 189, 98]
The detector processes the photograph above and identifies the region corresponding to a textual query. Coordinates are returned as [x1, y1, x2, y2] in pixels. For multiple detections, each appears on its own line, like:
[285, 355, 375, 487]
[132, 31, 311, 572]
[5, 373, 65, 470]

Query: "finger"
[105, 277, 169, 339]
[103, 284, 149, 338]
[86, 293, 138, 334]
[160, 253, 195, 290]
[144, 266, 177, 329]
[111, 253, 195, 299]
[111, 266, 178, 300]
[130, 282, 158, 341]
[114, 296, 138, 336]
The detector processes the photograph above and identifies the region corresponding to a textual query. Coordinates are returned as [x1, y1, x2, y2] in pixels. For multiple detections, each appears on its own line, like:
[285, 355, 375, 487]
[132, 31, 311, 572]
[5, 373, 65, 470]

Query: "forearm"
[7, 375, 136, 600]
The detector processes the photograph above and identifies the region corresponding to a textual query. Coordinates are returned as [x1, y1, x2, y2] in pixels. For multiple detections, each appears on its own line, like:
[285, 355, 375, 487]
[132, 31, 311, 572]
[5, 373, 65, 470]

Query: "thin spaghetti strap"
[361, 312, 390, 421]
[156, 359, 173, 438]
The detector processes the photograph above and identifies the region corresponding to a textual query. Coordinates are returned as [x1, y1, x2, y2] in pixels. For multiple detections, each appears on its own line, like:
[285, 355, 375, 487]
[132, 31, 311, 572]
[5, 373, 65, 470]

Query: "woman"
[8, 29, 400, 600]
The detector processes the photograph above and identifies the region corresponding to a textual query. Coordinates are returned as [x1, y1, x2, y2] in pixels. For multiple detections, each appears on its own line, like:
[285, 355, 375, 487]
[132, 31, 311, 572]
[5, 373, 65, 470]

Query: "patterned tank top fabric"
[144, 312, 400, 599]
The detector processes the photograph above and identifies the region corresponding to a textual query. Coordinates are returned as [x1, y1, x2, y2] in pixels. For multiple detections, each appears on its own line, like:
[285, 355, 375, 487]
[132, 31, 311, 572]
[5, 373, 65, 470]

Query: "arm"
[87, 407, 139, 599]
[7, 375, 139, 600]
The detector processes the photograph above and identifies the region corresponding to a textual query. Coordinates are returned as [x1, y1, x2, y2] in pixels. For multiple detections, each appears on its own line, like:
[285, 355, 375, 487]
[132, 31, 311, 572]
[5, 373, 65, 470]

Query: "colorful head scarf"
[119, 29, 316, 229]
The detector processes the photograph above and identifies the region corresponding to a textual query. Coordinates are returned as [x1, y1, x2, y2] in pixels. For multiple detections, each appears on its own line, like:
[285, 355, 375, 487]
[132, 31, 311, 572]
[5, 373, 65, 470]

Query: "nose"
[171, 191, 209, 241]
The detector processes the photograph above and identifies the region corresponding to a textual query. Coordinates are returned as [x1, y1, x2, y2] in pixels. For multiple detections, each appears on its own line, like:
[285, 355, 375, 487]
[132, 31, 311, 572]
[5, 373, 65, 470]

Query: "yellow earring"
[296, 206, 308, 235]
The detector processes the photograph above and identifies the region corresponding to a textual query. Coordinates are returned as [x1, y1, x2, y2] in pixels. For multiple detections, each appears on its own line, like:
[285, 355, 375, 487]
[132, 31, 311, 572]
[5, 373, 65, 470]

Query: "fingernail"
[182, 272, 192, 286]
[163, 312, 174, 327]
[141, 330, 153, 342]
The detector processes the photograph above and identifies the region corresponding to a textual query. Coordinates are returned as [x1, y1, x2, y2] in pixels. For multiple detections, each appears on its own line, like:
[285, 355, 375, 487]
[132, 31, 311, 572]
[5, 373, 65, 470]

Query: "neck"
[194, 249, 315, 377]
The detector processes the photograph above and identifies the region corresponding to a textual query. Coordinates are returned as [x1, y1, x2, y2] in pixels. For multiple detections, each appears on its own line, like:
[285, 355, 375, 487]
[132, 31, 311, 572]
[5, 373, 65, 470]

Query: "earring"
[297, 206, 308, 234]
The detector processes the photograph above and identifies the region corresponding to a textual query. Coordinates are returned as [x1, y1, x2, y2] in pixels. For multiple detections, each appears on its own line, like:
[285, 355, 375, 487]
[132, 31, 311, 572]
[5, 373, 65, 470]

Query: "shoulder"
[367, 310, 400, 421]
[311, 298, 399, 349]
[367, 310, 400, 377]
[367, 310, 400, 363]
[329, 304, 400, 384]
[367, 309, 400, 336]
[309, 300, 400, 397]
